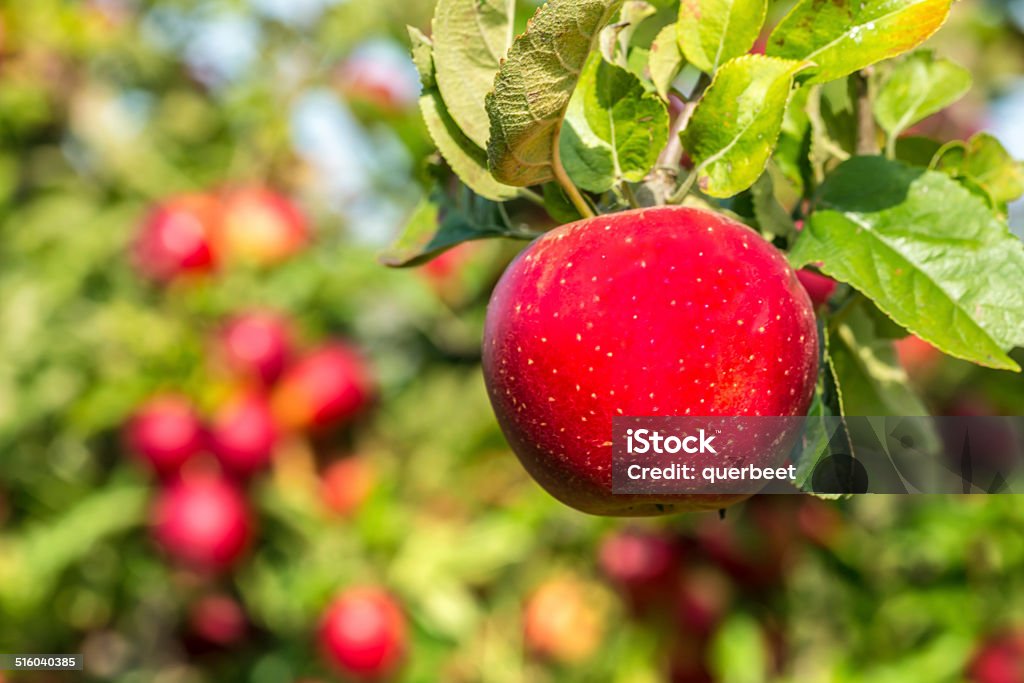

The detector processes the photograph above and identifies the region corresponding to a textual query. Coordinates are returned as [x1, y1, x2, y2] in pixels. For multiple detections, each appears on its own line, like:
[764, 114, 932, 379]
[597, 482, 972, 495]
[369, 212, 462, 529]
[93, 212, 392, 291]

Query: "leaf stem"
[622, 182, 640, 209]
[666, 166, 699, 204]
[853, 69, 879, 156]
[516, 188, 546, 207]
[551, 123, 595, 218]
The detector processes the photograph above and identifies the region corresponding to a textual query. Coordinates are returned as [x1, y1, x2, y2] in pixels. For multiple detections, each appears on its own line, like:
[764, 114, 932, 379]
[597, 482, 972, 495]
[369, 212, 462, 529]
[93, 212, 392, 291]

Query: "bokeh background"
[2, 1, 1024, 681]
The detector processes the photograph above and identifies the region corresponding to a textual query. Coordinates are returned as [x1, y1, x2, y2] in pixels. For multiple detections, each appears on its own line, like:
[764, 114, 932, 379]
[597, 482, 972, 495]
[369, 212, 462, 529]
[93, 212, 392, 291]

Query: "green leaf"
[684, 55, 809, 198]
[767, 0, 952, 85]
[829, 303, 931, 416]
[380, 192, 533, 267]
[562, 54, 669, 192]
[790, 157, 1024, 371]
[933, 133, 1024, 205]
[874, 50, 971, 142]
[486, 0, 626, 187]
[677, 0, 766, 74]
[419, 91, 519, 202]
[432, 0, 515, 149]
[893, 135, 943, 167]
[709, 614, 768, 683]
[649, 23, 685, 100]
[408, 26, 436, 89]
[600, 1, 657, 65]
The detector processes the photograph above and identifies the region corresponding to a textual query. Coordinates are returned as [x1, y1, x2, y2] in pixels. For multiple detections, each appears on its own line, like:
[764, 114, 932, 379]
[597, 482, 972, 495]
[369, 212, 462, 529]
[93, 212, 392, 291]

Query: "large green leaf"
[790, 157, 1024, 371]
[486, 0, 625, 186]
[420, 91, 519, 202]
[561, 54, 669, 192]
[874, 50, 971, 142]
[677, 0, 766, 74]
[683, 55, 808, 198]
[432, 0, 515, 149]
[408, 26, 435, 89]
[933, 133, 1024, 206]
[767, 0, 952, 85]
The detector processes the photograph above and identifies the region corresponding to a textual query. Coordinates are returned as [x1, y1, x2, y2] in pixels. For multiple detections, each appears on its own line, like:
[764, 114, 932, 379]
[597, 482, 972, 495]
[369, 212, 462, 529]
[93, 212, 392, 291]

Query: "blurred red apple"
[336, 46, 419, 114]
[598, 529, 680, 611]
[321, 457, 375, 517]
[969, 631, 1024, 683]
[132, 193, 221, 282]
[674, 567, 732, 638]
[524, 577, 607, 664]
[189, 594, 247, 647]
[272, 343, 374, 432]
[319, 587, 407, 680]
[209, 391, 278, 478]
[151, 475, 252, 571]
[894, 335, 942, 383]
[218, 312, 293, 385]
[218, 187, 308, 266]
[125, 395, 206, 478]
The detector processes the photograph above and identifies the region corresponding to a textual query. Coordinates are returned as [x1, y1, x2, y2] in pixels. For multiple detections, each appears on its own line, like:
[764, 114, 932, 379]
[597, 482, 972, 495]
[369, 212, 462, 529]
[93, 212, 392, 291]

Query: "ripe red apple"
[218, 187, 308, 266]
[336, 46, 419, 114]
[218, 312, 293, 385]
[132, 193, 221, 282]
[320, 457, 375, 517]
[598, 529, 680, 611]
[272, 343, 374, 432]
[796, 269, 837, 309]
[483, 207, 819, 516]
[674, 566, 732, 638]
[151, 476, 252, 571]
[523, 577, 607, 664]
[318, 587, 407, 680]
[969, 631, 1024, 683]
[188, 594, 247, 647]
[209, 391, 278, 478]
[125, 395, 206, 477]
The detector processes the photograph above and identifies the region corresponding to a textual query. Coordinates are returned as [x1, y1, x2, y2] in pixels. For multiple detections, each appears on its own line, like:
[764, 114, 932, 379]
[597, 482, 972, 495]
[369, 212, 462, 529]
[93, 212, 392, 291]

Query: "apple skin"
[272, 343, 374, 432]
[151, 476, 253, 571]
[218, 312, 293, 385]
[795, 269, 837, 309]
[482, 207, 819, 516]
[133, 194, 221, 282]
[125, 395, 206, 478]
[318, 587, 407, 680]
[218, 187, 308, 266]
[894, 334, 942, 383]
[969, 631, 1024, 683]
[209, 391, 278, 478]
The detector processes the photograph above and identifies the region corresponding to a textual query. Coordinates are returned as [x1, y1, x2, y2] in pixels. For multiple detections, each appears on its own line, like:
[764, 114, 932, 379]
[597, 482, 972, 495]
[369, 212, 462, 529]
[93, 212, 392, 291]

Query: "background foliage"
[1, 0, 1024, 681]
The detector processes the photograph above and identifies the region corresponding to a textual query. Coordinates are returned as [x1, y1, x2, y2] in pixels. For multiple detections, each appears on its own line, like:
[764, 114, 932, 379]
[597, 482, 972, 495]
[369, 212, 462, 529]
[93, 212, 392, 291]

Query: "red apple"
[209, 391, 278, 478]
[125, 395, 206, 477]
[318, 587, 406, 680]
[151, 475, 252, 570]
[674, 566, 732, 638]
[272, 343, 374, 432]
[321, 457, 375, 517]
[336, 46, 419, 114]
[598, 529, 680, 610]
[894, 335, 942, 383]
[218, 187, 308, 266]
[969, 631, 1024, 683]
[132, 193, 221, 282]
[218, 312, 293, 385]
[523, 577, 607, 664]
[189, 594, 247, 647]
[482, 206, 819, 516]
[796, 269, 837, 309]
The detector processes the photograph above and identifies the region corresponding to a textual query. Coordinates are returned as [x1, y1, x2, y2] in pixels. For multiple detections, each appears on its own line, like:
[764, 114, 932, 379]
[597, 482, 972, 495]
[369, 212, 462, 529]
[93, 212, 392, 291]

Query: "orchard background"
[2, 0, 1024, 682]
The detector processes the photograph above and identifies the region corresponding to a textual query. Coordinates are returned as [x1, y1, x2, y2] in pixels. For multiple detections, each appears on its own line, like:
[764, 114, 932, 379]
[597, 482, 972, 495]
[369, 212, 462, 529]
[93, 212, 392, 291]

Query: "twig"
[853, 69, 879, 156]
